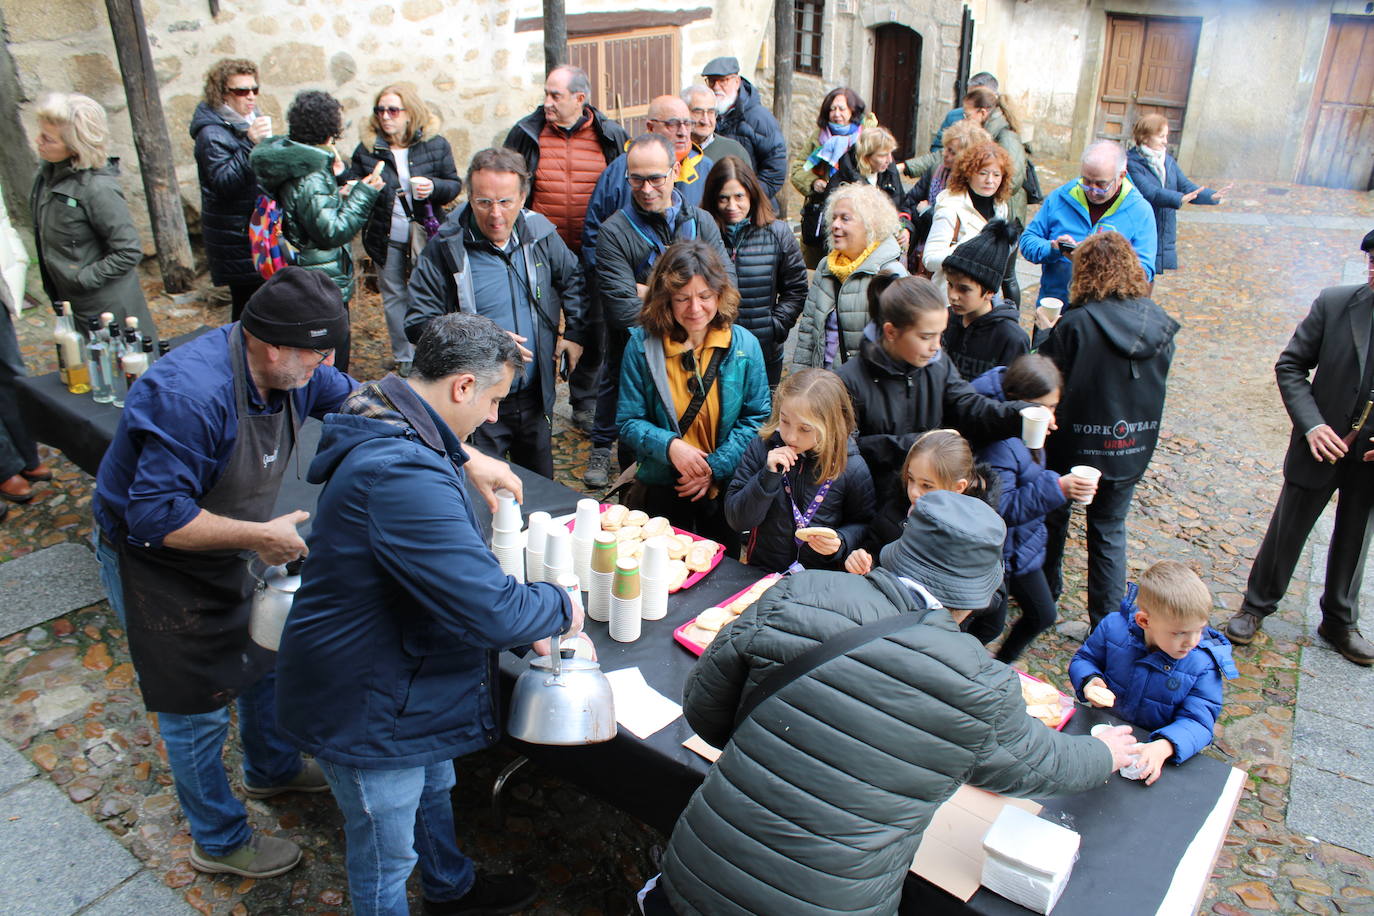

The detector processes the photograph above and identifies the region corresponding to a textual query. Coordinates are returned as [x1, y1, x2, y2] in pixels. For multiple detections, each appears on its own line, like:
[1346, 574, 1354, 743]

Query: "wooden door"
[871, 24, 922, 161]
[1095, 15, 1200, 155]
[570, 27, 680, 139]
[1296, 16, 1374, 190]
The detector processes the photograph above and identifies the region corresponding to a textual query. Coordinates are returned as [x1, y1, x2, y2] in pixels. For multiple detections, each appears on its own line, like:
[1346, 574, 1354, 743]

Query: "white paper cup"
[1039, 296, 1063, 322]
[609, 594, 642, 642]
[493, 488, 521, 532]
[1070, 465, 1102, 505]
[491, 527, 524, 551]
[639, 576, 669, 620]
[574, 499, 602, 539]
[493, 545, 524, 581]
[573, 536, 594, 588]
[640, 536, 669, 580]
[542, 527, 572, 583]
[256, 115, 272, 136]
[1020, 405, 1053, 450]
[525, 511, 551, 554]
[587, 569, 614, 622]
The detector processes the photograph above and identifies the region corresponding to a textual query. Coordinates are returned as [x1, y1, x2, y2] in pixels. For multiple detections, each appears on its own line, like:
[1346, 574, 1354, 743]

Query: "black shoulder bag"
[676, 347, 727, 434]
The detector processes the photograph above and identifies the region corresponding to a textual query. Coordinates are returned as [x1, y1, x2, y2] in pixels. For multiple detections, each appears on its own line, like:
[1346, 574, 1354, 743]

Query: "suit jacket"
[1277, 283, 1374, 488]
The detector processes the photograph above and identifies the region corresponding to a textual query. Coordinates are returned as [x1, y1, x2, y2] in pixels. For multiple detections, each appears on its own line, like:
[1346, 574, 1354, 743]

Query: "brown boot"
[20, 464, 53, 482]
[0, 474, 33, 503]
[1225, 611, 1261, 645]
[1317, 622, 1374, 666]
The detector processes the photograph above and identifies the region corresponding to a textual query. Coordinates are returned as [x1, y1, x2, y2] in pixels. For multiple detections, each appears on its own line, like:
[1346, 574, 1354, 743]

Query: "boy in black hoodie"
[941, 219, 1029, 380]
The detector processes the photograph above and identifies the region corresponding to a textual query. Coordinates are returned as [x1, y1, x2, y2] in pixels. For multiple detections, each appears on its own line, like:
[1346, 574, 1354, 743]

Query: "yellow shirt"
[662, 325, 732, 457]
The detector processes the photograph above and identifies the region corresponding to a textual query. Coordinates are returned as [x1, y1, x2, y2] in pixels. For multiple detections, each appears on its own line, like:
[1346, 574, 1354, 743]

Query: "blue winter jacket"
[617, 324, 771, 488]
[1068, 585, 1236, 763]
[1019, 177, 1158, 305]
[971, 367, 1068, 577]
[1125, 147, 1218, 272]
[275, 375, 572, 769]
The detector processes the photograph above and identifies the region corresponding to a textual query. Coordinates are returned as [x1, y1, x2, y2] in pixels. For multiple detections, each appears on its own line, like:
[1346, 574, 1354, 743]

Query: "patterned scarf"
[1138, 144, 1167, 183]
[826, 239, 881, 283]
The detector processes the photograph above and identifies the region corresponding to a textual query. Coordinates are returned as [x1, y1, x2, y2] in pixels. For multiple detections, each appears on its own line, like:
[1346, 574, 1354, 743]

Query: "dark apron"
[120, 328, 299, 714]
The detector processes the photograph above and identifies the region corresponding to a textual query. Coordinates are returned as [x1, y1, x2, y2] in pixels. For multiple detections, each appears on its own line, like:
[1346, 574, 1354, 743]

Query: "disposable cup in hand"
[1020, 405, 1053, 449]
[493, 488, 521, 532]
[1070, 465, 1102, 505]
[640, 536, 669, 580]
[574, 498, 602, 539]
[542, 527, 572, 582]
[1039, 297, 1063, 322]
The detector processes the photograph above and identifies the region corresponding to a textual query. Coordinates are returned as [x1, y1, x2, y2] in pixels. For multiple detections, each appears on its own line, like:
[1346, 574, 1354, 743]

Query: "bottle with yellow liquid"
[52, 301, 90, 394]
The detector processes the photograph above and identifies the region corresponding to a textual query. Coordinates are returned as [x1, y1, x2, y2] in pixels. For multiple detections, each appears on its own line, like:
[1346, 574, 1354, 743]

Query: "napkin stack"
[980, 805, 1080, 914]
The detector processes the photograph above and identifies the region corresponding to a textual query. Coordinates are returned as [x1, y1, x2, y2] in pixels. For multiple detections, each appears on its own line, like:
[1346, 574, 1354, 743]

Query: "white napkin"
[603, 667, 682, 739]
[981, 805, 1080, 914]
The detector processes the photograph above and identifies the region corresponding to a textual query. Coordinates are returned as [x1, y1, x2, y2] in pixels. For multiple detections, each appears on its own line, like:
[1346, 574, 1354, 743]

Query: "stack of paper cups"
[587, 532, 617, 622]
[639, 536, 670, 620]
[572, 499, 600, 589]
[542, 526, 573, 585]
[490, 488, 524, 580]
[609, 558, 642, 642]
[524, 511, 550, 585]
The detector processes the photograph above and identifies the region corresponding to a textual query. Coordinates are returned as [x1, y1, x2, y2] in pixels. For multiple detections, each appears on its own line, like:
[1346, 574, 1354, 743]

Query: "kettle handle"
[285, 557, 305, 576]
[548, 632, 561, 677]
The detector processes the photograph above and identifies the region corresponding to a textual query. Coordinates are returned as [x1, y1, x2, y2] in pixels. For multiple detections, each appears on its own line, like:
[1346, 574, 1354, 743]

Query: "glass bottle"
[121, 327, 148, 388]
[52, 301, 90, 394]
[157, 340, 170, 362]
[86, 315, 113, 403]
[106, 318, 129, 408]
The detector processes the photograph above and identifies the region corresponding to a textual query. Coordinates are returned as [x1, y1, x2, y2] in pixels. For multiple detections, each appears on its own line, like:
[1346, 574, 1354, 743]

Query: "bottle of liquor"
[157, 340, 170, 362]
[52, 301, 90, 394]
[86, 315, 113, 403]
[121, 327, 149, 387]
[106, 317, 129, 408]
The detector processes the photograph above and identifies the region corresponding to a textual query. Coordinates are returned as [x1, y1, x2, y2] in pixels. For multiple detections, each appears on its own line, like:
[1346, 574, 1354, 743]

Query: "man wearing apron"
[93, 267, 355, 878]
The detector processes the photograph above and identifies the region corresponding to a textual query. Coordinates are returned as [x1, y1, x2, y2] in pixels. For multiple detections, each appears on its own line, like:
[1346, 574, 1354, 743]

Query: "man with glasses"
[1020, 139, 1158, 307]
[406, 147, 588, 478]
[582, 133, 734, 489]
[91, 268, 357, 879]
[701, 56, 788, 201]
[682, 84, 751, 171]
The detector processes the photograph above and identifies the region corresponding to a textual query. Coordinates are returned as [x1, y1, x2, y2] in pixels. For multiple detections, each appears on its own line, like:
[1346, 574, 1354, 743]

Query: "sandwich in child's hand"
[795, 526, 838, 541]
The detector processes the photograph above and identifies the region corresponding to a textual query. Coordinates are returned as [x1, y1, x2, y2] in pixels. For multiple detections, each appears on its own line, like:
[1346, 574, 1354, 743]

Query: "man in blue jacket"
[276, 313, 582, 916]
[1020, 140, 1157, 306]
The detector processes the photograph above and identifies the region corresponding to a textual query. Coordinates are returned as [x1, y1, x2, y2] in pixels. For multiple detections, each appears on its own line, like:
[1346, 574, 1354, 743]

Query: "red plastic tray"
[673, 574, 785, 656]
[566, 504, 725, 593]
[1017, 670, 1076, 731]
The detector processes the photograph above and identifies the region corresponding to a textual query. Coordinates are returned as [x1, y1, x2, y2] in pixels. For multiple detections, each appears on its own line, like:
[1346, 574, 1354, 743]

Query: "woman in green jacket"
[30, 93, 158, 343]
[250, 90, 381, 372]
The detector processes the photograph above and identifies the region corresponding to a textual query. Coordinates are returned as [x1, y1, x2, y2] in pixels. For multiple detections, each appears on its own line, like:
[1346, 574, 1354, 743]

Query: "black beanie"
[239, 267, 348, 350]
[1362, 228, 1374, 253]
[943, 218, 1017, 294]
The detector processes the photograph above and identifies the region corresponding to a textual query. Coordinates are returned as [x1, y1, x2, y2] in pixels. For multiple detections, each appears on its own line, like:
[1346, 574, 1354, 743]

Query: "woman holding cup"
[348, 85, 461, 377]
[1037, 231, 1179, 630]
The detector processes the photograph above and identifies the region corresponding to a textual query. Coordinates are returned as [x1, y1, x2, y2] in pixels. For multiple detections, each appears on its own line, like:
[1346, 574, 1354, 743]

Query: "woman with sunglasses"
[251, 90, 383, 372]
[191, 59, 272, 319]
[346, 85, 460, 377]
[617, 240, 770, 552]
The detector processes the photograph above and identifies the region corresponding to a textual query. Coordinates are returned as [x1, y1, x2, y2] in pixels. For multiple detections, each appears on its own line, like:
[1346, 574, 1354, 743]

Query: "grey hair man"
[700, 55, 787, 199]
[681, 83, 752, 169]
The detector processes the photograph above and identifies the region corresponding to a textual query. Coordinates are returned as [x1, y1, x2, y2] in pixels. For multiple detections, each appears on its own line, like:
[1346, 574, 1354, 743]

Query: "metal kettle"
[249, 558, 304, 651]
[506, 634, 617, 745]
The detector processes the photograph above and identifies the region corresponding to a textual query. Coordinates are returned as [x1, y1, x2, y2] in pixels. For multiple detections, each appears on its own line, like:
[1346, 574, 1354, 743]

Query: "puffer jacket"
[714, 77, 788, 199]
[250, 137, 380, 304]
[659, 567, 1113, 915]
[276, 374, 572, 769]
[1069, 585, 1236, 764]
[30, 158, 158, 340]
[793, 234, 904, 369]
[972, 366, 1067, 576]
[721, 219, 808, 363]
[725, 432, 875, 574]
[617, 324, 770, 487]
[1125, 146, 1219, 272]
[189, 103, 260, 287]
[346, 129, 461, 266]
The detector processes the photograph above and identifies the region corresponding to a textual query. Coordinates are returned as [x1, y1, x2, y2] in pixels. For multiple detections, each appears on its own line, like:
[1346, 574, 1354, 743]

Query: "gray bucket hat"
[879, 490, 1007, 609]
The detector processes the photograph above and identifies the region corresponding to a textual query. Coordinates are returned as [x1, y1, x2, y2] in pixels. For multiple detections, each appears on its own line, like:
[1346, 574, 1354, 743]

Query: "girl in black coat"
[703, 156, 808, 386]
[347, 85, 460, 374]
[726, 369, 875, 573]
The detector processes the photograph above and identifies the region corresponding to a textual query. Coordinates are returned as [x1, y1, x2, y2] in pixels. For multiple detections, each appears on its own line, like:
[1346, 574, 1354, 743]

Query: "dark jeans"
[567, 303, 604, 415]
[471, 384, 553, 479]
[763, 343, 783, 389]
[1241, 460, 1374, 629]
[590, 327, 629, 451]
[228, 280, 264, 322]
[1043, 474, 1139, 629]
[995, 568, 1060, 662]
[964, 579, 1009, 644]
[0, 304, 40, 478]
[635, 483, 741, 557]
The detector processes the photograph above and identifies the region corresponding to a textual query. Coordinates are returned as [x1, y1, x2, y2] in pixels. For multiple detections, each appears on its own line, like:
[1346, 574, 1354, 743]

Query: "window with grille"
[795, 0, 824, 75]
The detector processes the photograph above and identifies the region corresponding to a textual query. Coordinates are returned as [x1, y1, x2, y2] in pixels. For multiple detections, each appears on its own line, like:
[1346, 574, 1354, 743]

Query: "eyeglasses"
[227, 85, 260, 97]
[374, 106, 406, 117]
[647, 118, 691, 133]
[311, 348, 334, 366]
[1080, 176, 1119, 191]
[687, 107, 714, 118]
[628, 173, 671, 189]
[471, 197, 521, 211]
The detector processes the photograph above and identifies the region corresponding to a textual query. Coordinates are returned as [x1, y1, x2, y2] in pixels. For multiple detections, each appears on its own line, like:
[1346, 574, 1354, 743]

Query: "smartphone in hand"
[558, 350, 571, 381]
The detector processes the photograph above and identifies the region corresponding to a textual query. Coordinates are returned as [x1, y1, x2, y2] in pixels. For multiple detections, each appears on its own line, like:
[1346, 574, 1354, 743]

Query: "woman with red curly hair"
[922, 141, 1013, 296]
[1038, 231, 1180, 631]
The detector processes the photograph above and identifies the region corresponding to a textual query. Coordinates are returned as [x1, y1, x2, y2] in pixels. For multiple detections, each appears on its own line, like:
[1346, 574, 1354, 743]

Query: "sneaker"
[190, 833, 302, 878]
[583, 447, 612, 488]
[571, 408, 594, 434]
[242, 758, 331, 799]
[423, 872, 538, 915]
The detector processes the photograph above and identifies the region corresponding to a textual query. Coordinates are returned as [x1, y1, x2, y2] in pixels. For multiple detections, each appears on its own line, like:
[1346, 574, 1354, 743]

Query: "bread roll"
[615, 525, 643, 542]
[795, 526, 838, 540]
[601, 504, 629, 530]
[642, 516, 672, 539]
[624, 509, 650, 528]
[666, 559, 690, 591]
[1020, 678, 1061, 707]
[686, 540, 718, 572]
[694, 606, 733, 633]
[665, 534, 691, 560]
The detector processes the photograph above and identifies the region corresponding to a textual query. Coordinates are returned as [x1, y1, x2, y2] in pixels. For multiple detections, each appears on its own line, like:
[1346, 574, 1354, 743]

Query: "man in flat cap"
[92, 267, 357, 879]
[1227, 229, 1374, 666]
[702, 55, 788, 202]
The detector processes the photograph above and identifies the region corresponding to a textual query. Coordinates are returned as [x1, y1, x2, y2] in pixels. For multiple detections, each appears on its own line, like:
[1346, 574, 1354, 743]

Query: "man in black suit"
[1226, 230, 1374, 665]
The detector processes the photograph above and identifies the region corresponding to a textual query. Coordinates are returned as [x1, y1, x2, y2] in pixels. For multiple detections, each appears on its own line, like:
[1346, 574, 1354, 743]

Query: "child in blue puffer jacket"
[971, 356, 1098, 660]
[1069, 560, 1237, 785]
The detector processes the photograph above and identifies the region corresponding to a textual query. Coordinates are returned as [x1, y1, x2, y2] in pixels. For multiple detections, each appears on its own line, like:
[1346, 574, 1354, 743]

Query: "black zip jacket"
[722, 219, 808, 359]
[189, 103, 260, 287]
[346, 132, 461, 265]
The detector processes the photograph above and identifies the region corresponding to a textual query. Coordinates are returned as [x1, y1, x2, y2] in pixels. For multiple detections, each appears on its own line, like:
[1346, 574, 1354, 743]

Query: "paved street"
[1, 163, 1372, 914]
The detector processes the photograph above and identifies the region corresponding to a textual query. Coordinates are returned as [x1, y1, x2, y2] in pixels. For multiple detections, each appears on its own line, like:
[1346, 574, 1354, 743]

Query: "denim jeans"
[318, 759, 474, 916]
[95, 534, 303, 854]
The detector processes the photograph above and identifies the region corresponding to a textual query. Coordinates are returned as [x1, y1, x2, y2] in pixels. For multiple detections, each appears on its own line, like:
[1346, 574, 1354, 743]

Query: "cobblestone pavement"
[2, 163, 1373, 914]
